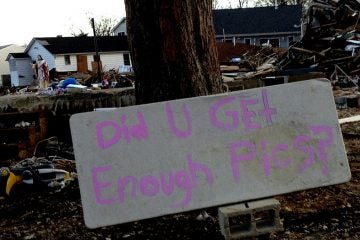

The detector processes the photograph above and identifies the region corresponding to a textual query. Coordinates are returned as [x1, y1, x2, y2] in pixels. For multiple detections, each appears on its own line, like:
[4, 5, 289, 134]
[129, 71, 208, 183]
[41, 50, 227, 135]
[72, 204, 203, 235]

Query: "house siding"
[24, 38, 130, 75]
[27, 41, 55, 70]
[10, 71, 19, 86]
[8, 57, 33, 87]
[86, 52, 128, 72]
[55, 55, 77, 72]
[280, 37, 287, 48]
[50, 52, 130, 73]
[8, 59, 16, 72]
[112, 21, 127, 36]
[217, 33, 300, 48]
[0, 45, 25, 85]
[14, 58, 33, 86]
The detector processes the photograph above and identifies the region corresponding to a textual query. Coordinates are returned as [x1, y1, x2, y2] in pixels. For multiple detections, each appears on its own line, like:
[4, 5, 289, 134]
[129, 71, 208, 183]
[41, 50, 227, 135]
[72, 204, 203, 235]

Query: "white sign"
[70, 79, 350, 229]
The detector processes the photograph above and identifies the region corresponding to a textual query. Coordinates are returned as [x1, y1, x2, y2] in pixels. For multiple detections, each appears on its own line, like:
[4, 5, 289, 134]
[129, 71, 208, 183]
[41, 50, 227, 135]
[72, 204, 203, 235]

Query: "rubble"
[0, 137, 76, 199]
[0, 114, 359, 238]
[220, 0, 360, 93]
[276, 0, 360, 85]
[0, 67, 134, 98]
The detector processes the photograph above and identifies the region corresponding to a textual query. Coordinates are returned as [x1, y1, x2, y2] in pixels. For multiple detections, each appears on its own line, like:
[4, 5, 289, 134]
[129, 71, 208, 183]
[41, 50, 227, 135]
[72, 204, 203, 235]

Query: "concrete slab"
[70, 79, 350, 228]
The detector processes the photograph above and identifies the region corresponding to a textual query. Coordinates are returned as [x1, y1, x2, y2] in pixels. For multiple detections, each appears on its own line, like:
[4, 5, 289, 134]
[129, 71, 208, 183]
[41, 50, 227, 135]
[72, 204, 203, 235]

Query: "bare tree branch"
[90, 17, 117, 36]
[238, 0, 249, 8]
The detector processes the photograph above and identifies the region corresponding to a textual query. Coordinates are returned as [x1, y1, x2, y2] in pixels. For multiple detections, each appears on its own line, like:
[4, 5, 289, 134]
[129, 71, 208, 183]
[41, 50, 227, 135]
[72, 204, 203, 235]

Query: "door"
[77, 55, 88, 73]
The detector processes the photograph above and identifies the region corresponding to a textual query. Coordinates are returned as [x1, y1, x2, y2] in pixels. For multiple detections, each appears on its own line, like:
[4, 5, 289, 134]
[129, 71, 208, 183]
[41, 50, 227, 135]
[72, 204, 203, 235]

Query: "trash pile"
[240, 46, 283, 73]
[100, 69, 134, 89]
[62, 68, 134, 90]
[216, 42, 260, 64]
[233, 46, 284, 81]
[220, 45, 284, 91]
[221, 0, 360, 92]
[0, 137, 76, 200]
[275, 0, 360, 86]
[0, 68, 135, 97]
[37, 69, 133, 96]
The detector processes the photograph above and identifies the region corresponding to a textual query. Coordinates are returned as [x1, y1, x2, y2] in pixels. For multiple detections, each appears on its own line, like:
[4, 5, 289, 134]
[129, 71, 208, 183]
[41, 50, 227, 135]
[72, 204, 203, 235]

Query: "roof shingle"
[8, 53, 30, 58]
[32, 36, 129, 54]
[213, 5, 302, 35]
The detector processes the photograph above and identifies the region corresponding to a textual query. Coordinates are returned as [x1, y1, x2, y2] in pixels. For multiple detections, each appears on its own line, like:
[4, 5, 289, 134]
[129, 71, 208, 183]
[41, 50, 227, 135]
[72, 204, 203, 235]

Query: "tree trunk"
[125, 0, 223, 104]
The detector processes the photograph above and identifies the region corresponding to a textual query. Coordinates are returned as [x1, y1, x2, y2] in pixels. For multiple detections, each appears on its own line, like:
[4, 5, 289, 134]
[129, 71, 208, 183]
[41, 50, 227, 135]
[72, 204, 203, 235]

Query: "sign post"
[70, 79, 350, 229]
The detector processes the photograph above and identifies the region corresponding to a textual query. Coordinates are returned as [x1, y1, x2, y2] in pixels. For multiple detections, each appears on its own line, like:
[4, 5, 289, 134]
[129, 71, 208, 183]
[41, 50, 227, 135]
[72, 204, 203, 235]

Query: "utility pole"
[91, 18, 102, 82]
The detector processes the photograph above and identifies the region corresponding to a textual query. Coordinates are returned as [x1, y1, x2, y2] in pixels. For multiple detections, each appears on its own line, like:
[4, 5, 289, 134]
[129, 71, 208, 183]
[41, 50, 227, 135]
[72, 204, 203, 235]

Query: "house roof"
[213, 5, 302, 36]
[0, 45, 11, 50]
[7, 53, 30, 59]
[26, 36, 129, 55]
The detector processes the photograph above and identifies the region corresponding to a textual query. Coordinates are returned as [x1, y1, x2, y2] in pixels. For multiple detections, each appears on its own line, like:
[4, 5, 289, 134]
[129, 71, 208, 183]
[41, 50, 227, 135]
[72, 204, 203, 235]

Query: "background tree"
[69, 17, 117, 37]
[238, 0, 249, 8]
[71, 29, 89, 37]
[90, 17, 117, 36]
[254, 0, 310, 7]
[124, 0, 223, 104]
[255, 0, 286, 6]
[212, 0, 248, 9]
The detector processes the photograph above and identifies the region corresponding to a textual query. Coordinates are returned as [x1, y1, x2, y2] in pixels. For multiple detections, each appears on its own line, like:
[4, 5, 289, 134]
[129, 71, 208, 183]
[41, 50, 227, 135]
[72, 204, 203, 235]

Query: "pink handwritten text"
[230, 125, 334, 181]
[92, 154, 214, 208]
[96, 111, 149, 149]
[165, 102, 193, 139]
[208, 89, 277, 132]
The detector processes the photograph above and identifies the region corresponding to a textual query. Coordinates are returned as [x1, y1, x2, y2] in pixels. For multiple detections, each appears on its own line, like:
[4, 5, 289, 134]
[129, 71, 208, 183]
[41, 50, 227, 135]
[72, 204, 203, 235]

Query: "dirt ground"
[0, 108, 359, 240]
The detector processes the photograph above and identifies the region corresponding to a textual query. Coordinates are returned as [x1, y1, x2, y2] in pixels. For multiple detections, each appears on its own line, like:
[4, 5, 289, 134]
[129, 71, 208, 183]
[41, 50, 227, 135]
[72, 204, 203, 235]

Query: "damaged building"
[213, 5, 303, 48]
[6, 36, 131, 87]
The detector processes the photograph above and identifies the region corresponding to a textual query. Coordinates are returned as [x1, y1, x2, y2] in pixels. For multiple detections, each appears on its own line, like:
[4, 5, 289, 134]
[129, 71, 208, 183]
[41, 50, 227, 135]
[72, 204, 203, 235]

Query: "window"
[235, 38, 242, 43]
[216, 37, 223, 42]
[123, 53, 131, 66]
[244, 38, 251, 45]
[64, 55, 71, 65]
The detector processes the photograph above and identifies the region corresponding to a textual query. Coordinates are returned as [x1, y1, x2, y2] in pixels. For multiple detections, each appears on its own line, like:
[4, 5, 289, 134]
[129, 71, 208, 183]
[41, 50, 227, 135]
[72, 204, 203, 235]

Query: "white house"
[0, 45, 25, 86]
[7, 36, 131, 87]
[112, 17, 127, 36]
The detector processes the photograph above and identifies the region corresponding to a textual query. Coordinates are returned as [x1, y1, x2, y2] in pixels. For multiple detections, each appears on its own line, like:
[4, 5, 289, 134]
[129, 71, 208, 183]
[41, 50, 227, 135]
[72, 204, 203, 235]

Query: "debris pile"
[216, 42, 260, 64]
[240, 46, 283, 73]
[0, 137, 76, 200]
[275, 0, 360, 86]
[220, 0, 360, 92]
[220, 45, 284, 91]
[102, 69, 134, 89]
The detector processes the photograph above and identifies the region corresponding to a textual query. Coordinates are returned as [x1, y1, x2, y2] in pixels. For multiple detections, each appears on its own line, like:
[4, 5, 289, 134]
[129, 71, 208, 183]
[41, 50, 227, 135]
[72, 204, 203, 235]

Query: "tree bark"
[125, 0, 223, 104]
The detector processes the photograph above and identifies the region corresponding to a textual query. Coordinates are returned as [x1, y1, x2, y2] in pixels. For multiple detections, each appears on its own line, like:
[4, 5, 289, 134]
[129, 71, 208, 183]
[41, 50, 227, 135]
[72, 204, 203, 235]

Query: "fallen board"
[70, 79, 351, 229]
[339, 115, 360, 124]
